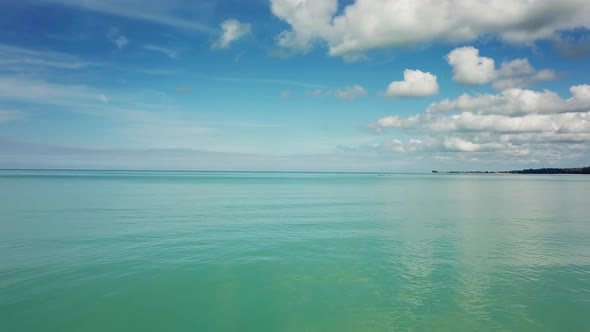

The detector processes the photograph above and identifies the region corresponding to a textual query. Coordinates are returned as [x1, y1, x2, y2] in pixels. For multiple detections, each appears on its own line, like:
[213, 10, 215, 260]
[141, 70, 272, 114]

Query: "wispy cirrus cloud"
[0, 109, 27, 123]
[329, 85, 367, 100]
[0, 138, 411, 172]
[39, 0, 215, 33]
[209, 76, 328, 89]
[0, 44, 95, 71]
[0, 76, 107, 107]
[0, 74, 281, 151]
[0, 43, 183, 77]
[306, 85, 368, 100]
[142, 44, 178, 59]
[0, 74, 216, 148]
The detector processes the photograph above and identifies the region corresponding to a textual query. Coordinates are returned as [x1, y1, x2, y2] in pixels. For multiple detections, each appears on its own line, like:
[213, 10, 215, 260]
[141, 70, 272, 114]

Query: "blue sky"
[0, 0, 589, 171]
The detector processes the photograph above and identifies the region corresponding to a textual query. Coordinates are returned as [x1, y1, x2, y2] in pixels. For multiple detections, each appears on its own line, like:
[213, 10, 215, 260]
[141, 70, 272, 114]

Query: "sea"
[1, 170, 589, 331]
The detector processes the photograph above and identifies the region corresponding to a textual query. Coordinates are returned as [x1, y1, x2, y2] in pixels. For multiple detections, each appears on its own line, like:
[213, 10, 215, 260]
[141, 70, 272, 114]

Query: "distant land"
[432, 166, 590, 175]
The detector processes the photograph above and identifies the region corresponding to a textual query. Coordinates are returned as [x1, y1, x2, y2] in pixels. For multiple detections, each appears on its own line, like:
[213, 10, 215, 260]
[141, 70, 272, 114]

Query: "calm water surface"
[1, 170, 589, 331]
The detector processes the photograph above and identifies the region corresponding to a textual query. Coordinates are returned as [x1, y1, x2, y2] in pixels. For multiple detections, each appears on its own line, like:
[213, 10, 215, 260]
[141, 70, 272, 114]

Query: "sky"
[0, 0, 589, 172]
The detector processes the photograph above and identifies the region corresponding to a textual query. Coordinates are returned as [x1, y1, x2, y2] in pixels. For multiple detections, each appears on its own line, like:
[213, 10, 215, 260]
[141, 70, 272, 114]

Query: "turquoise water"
[1, 170, 589, 331]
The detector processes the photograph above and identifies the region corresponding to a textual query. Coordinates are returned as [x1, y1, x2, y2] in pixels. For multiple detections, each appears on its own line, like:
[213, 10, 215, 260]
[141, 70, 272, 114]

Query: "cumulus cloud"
[446, 46, 557, 89]
[212, 19, 251, 49]
[428, 85, 590, 115]
[493, 59, 558, 90]
[270, 0, 590, 58]
[385, 69, 439, 98]
[369, 84, 590, 162]
[496, 58, 535, 77]
[427, 112, 589, 134]
[270, 0, 337, 52]
[447, 47, 496, 85]
[492, 69, 558, 90]
[443, 137, 506, 153]
[370, 115, 421, 133]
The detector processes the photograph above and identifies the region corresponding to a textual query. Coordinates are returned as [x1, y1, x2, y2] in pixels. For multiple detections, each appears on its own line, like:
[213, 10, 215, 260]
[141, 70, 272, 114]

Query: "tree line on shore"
[432, 167, 590, 174]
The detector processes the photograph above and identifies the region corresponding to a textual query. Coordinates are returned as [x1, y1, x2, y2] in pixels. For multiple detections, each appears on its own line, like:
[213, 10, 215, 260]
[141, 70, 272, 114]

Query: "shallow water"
[1, 170, 589, 331]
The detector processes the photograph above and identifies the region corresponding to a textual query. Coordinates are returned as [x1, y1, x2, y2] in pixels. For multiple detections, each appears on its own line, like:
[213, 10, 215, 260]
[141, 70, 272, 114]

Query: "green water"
[1, 170, 589, 331]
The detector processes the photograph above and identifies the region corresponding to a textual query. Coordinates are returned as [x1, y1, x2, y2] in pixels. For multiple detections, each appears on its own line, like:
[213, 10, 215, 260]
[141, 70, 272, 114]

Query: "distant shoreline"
[433, 167, 590, 175]
[1, 168, 589, 175]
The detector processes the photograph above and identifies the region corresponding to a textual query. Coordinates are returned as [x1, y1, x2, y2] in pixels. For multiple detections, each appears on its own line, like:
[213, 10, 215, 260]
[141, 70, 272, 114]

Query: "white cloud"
[108, 28, 128, 49]
[387, 139, 405, 152]
[0, 77, 217, 149]
[212, 19, 251, 49]
[0, 76, 106, 107]
[270, 0, 337, 52]
[142, 45, 178, 59]
[385, 69, 439, 98]
[329, 85, 367, 100]
[427, 112, 590, 134]
[496, 58, 535, 77]
[0, 138, 427, 172]
[492, 62, 558, 90]
[42, 0, 214, 33]
[114, 36, 128, 49]
[209, 76, 327, 89]
[533, 70, 559, 82]
[309, 85, 368, 100]
[0, 44, 94, 70]
[428, 85, 590, 116]
[307, 89, 323, 97]
[369, 84, 590, 162]
[270, 0, 590, 57]
[446, 47, 496, 85]
[492, 73, 558, 90]
[371, 115, 421, 132]
[446, 46, 557, 89]
[443, 137, 504, 153]
[280, 90, 292, 99]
